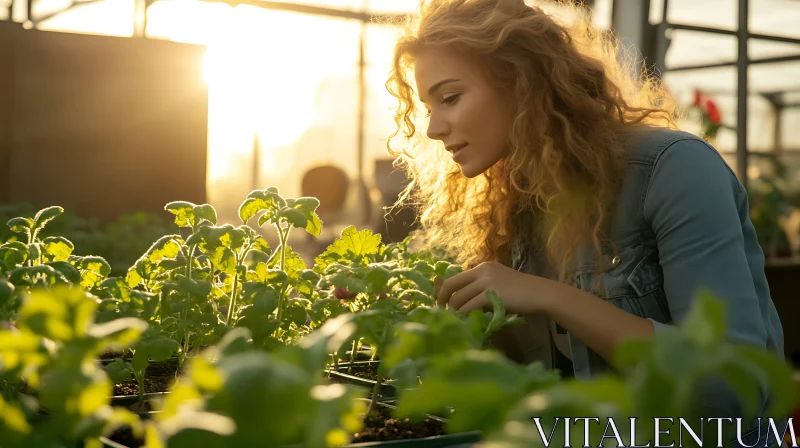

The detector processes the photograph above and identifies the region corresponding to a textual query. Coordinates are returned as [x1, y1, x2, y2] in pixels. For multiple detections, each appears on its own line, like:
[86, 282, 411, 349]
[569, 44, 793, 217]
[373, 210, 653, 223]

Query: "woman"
[384, 0, 787, 445]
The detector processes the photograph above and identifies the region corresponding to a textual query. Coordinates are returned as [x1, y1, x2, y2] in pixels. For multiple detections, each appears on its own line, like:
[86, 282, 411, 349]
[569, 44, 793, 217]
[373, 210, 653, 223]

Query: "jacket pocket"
[575, 246, 672, 323]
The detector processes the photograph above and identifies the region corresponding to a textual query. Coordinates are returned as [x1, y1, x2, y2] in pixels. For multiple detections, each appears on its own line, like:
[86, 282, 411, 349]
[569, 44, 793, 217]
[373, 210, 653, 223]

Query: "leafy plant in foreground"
[0, 206, 113, 323]
[144, 315, 366, 448]
[0, 286, 148, 448]
[479, 290, 798, 447]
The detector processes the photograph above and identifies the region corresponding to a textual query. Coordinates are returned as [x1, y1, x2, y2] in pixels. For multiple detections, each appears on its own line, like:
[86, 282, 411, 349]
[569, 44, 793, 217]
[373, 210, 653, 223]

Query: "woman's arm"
[538, 280, 654, 363]
[540, 136, 771, 374]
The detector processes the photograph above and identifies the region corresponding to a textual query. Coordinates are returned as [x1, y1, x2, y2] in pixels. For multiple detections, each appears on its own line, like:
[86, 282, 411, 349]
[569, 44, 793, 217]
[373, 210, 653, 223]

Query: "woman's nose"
[426, 112, 450, 141]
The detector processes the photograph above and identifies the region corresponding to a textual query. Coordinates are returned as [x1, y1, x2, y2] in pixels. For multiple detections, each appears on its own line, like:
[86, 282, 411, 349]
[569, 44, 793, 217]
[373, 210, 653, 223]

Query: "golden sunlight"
[150, 2, 323, 182]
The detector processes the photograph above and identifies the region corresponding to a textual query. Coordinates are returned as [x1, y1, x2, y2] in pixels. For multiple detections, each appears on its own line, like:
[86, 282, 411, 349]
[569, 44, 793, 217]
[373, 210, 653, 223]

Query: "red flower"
[705, 98, 721, 125]
[693, 89, 702, 107]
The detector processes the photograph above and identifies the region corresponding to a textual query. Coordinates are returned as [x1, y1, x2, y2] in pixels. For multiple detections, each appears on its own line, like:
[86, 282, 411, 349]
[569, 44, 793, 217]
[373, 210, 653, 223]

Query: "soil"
[106, 424, 144, 448]
[99, 350, 127, 360]
[111, 357, 182, 396]
[350, 403, 447, 443]
[103, 403, 447, 447]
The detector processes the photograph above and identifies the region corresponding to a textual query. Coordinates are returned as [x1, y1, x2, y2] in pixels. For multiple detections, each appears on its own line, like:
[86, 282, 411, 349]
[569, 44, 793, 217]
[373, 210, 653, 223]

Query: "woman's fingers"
[458, 293, 489, 313]
[434, 276, 444, 303]
[448, 280, 487, 310]
[436, 269, 477, 307]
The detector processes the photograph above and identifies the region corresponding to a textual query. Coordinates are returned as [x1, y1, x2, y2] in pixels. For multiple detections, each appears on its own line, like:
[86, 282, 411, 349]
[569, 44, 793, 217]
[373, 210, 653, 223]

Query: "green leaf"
[7, 217, 33, 235]
[283, 300, 308, 328]
[132, 346, 150, 372]
[263, 269, 289, 286]
[27, 243, 40, 263]
[144, 235, 182, 263]
[397, 268, 434, 295]
[32, 206, 64, 231]
[483, 290, 506, 335]
[682, 289, 726, 348]
[165, 201, 197, 227]
[48, 260, 82, 284]
[42, 236, 74, 261]
[209, 246, 237, 275]
[293, 197, 320, 212]
[612, 338, 652, 369]
[239, 192, 281, 224]
[0, 242, 29, 266]
[314, 226, 382, 268]
[193, 204, 218, 225]
[717, 359, 765, 420]
[81, 256, 111, 276]
[105, 359, 132, 383]
[79, 256, 112, 288]
[737, 346, 797, 417]
[269, 247, 307, 280]
[304, 212, 323, 237]
[434, 261, 450, 278]
[258, 212, 273, 228]
[0, 280, 14, 307]
[250, 236, 271, 255]
[444, 264, 463, 279]
[178, 277, 211, 298]
[147, 336, 181, 362]
[243, 282, 279, 314]
[280, 208, 308, 229]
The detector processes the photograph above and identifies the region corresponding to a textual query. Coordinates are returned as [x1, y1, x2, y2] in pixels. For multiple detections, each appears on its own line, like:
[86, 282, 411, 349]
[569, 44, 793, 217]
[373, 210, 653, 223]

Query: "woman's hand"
[434, 261, 555, 315]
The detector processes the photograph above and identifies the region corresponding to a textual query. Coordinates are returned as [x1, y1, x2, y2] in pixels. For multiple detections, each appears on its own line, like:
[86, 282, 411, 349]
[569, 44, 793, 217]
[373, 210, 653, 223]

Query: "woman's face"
[414, 47, 514, 178]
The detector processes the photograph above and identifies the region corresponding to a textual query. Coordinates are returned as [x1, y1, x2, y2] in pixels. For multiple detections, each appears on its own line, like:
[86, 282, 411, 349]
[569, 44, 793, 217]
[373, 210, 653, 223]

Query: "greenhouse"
[1, 0, 800, 447]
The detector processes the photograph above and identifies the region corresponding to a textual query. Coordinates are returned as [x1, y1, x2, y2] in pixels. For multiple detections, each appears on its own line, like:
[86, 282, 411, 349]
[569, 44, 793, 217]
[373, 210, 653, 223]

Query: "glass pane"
[750, 61, 800, 97]
[292, 0, 363, 10]
[367, 0, 420, 15]
[782, 109, 800, 150]
[665, 30, 737, 69]
[0, 0, 9, 21]
[750, 0, 800, 40]
[650, 0, 737, 31]
[749, 38, 800, 61]
[202, 9, 362, 222]
[783, 92, 800, 105]
[146, 0, 233, 45]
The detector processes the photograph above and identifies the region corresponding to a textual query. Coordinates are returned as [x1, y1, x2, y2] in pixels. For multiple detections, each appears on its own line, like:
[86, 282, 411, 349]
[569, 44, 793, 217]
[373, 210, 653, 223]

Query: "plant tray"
[326, 361, 398, 400]
[97, 397, 482, 447]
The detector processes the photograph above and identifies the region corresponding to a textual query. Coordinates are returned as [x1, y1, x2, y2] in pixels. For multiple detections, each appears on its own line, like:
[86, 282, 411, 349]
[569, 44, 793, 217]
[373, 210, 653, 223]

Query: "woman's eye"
[442, 94, 460, 105]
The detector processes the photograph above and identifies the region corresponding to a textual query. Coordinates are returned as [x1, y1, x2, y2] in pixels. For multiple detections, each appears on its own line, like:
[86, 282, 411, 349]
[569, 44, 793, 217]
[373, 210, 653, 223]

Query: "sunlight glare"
[164, 4, 321, 182]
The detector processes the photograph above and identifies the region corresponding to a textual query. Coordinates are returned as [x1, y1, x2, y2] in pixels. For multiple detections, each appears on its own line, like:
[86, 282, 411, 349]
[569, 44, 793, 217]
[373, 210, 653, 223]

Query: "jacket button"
[611, 256, 621, 266]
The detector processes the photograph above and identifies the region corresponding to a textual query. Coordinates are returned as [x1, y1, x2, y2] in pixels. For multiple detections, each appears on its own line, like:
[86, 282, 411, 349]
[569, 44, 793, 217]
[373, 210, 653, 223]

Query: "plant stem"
[136, 369, 145, 405]
[274, 223, 290, 328]
[226, 261, 240, 326]
[348, 340, 357, 373]
[366, 374, 383, 416]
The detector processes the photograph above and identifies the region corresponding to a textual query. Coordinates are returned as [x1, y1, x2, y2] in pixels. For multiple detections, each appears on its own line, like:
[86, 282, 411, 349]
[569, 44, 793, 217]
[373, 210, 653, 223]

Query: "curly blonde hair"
[383, 0, 678, 284]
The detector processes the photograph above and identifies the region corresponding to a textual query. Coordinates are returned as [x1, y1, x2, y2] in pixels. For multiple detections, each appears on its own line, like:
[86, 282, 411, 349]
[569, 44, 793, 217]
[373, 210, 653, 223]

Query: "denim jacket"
[506, 127, 787, 445]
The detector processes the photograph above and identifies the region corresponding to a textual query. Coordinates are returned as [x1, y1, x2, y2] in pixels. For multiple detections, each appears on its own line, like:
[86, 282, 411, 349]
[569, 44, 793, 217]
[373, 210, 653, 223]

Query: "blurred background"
[1, 0, 799, 362]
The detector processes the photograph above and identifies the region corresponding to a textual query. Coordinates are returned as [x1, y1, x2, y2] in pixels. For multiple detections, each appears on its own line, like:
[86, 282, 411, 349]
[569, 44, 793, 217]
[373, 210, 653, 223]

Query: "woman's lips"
[452, 144, 468, 162]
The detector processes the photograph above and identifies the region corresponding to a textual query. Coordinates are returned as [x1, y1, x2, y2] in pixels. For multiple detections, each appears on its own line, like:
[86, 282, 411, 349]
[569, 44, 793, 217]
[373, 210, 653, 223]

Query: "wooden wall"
[0, 22, 208, 221]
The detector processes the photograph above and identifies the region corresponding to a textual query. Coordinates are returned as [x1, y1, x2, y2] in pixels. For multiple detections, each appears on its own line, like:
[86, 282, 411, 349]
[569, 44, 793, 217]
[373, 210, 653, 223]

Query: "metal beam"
[31, 0, 104, 25]
[667, 22, 800, 46]
[665, 53, 800, 72]
[737, 0, 748, 188]
[203, 0, 407, 23]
